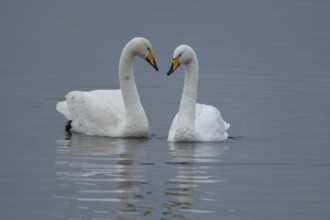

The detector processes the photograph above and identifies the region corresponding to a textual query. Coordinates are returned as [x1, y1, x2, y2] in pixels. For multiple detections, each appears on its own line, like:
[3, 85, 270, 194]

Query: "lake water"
[1, 0, 330, 219]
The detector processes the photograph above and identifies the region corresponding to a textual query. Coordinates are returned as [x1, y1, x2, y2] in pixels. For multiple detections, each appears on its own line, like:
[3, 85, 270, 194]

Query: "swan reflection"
[55, 134, 151, 219]
[164, 142, 227, 219]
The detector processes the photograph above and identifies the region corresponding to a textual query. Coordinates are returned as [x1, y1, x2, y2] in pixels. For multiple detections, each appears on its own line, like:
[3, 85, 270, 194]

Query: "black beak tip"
[147, 58, 159, 72]
[154, 64, 159, 72]
[167, 66, 174, 76]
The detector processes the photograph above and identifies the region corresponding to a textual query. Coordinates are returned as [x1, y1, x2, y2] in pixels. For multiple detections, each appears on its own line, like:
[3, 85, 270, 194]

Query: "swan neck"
[119, 45, 146, 121]
[178, 59, 199, 128]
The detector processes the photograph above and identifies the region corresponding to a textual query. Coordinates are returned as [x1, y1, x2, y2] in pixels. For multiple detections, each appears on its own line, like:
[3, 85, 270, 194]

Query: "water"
[1, 0, 330, 219]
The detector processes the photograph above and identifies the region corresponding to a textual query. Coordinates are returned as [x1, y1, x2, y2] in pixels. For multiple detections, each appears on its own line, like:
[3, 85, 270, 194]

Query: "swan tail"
[224, 121, 231, 131]
[56, 101, 72, 120]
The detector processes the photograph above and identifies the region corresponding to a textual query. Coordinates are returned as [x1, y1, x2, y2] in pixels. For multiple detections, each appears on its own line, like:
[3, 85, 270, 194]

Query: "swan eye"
[147, 47, 151, 51]
[179, 54, 182, 57]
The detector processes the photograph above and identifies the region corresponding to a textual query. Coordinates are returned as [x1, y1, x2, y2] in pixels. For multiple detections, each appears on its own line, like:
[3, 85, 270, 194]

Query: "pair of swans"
[56, 37, 230, 142]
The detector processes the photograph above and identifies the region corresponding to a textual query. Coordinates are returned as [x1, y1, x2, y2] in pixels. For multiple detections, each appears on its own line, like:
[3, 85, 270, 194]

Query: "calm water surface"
[54, 136, 229, 219]
[1, 1, 330, 219]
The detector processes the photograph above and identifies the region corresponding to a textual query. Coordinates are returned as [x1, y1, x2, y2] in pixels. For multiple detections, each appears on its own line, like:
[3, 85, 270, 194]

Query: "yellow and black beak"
[146, 51, 158, 71]
[167, 56, 181, 76]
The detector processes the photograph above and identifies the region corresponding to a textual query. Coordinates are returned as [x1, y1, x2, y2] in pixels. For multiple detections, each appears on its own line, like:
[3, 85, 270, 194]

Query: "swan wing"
[89, 89, 124, 109]
[195, 103, 230, 141]
[56, 89, 124, 121]
[65, 90, 126, 136]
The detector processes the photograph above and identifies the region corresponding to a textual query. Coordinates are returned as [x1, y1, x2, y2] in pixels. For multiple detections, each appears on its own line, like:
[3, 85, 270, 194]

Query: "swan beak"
[146, 51, 159, 71]
[167, 57, 180, 76]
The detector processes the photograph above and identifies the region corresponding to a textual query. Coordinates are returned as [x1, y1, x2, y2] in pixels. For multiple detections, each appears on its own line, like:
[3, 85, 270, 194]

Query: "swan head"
[128, 37, 159, 71]
[167, 44, 196, 75]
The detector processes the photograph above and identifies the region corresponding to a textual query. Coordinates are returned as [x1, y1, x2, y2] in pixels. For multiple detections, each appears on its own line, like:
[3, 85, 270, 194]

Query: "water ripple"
[54, 135, 152, 219]
[163, 142, 228, 219]
[54, 135, 229, 219]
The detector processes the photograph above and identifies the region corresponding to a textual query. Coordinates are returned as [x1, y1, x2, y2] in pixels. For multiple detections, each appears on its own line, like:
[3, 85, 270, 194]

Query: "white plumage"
[56, 37, 158, 138]
[167, 45, 230, 142]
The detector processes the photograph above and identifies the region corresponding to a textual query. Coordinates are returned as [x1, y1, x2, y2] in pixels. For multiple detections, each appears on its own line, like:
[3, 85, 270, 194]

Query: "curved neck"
[119, 45, 145, 119]
[178, 58, 199, 129]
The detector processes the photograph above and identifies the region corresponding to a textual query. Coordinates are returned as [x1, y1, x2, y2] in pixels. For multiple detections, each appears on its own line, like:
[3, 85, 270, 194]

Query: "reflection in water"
[55, 134, 151, 219]
[164, 142, 227, 219]
[55, 134, 228, 219]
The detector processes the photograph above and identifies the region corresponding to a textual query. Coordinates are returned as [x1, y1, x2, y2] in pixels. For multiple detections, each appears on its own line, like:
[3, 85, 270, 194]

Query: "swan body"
[167, 45, 230, 142]
[56, 37, 158, 138]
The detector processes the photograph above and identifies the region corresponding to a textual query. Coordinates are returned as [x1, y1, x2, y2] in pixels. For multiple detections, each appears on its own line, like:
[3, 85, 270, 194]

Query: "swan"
[166, 45, 230, 142]
[56, 37, 158, 138]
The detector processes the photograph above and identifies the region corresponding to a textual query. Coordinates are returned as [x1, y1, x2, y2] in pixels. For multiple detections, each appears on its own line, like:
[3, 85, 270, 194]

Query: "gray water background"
[0, 0, 330, 219]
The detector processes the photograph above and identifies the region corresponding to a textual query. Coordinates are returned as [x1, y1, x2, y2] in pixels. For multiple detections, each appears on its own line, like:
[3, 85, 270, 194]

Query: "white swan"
[56, 37, 158, 138]
[166, 45, 230, 142]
